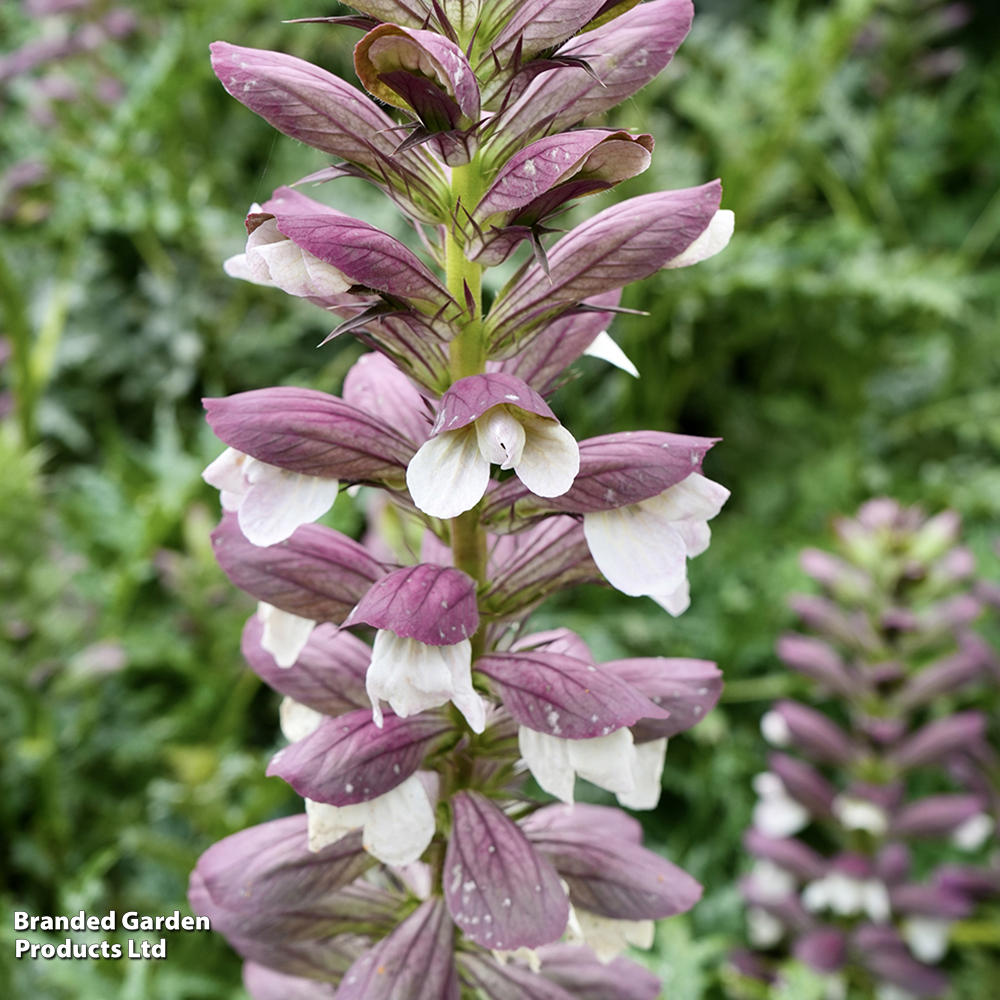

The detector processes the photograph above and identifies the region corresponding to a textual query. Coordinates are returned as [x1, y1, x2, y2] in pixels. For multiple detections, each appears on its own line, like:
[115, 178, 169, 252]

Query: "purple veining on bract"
[212, 513, 386, 623]
[476, 649, 668, 739]
[267, 708, 453, 806]
[445, 790, 569, 950]
[343, 563, 479, 645]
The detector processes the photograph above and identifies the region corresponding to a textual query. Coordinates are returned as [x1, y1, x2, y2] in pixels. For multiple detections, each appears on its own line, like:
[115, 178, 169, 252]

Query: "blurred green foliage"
[1, 0, 999, 997]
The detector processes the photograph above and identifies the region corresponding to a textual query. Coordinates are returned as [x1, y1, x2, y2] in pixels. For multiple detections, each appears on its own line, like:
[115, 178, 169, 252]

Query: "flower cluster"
[190, 3, 733, 997]
[735, 500, 999, 1000]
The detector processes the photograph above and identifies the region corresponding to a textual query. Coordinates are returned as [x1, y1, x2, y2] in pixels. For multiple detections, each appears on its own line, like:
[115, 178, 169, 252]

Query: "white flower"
[760, 710, 792, 747]
[203, 446, 339, 547]
[583, 473, 729, 617]
[225, 216, 353, 298]
[876, 985, 918, 1000]
[518, 728, 666, 809]
[951, 812, 995, 851]
[258, 602, 316, 668]
[832, 794, 889, 837]
[406, 406, 579, 519]
[749, 859, 797, 901]
[565, 905, 654, 963]
[665, 210, 735, 268]
[746, 906, 785, 949]
[366, 630, 485, 733]
[278, 696, 324, 743]
[305, 773, 436, 867]
[752, 772, 810, 838]
[582, 331, 639, 377]
[802, 873, 890, 923]
[615, 738, 669, 810]
[902, 917, 952, 964]
[492, 948, 542, 973]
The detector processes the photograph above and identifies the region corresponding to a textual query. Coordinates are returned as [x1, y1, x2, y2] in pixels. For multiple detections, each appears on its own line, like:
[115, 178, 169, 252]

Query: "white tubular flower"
[665, 210, 736, 268]
[518, 727, 639, 805]
[406, 373, 579, 519]
[752, 771, 810, 838]
[582, 331, 639, 377]
[203, 447, 339, 547]
[903, 917, 952, 964]
[278, 696, 324, 743]
[802, 873, 890, 923]
[749, 859, 798, 901]
[583, 473, 730, 617]
[367, 630, 484, 733]
[951, 812, 995, 851]
[832, 794, 890, 837]
[746, 907, 785, 949]
[257, 602, 316, 668]
[305, 773, 436, 867]
[565, 905, 654, 964]
[761, 710, 793, 747]
[227, 216, 354, 298]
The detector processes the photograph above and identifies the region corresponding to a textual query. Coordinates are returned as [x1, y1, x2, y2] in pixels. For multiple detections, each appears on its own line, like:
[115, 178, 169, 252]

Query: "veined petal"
[238, 461, 340, 548]
[616, 738, 667, 810]
[475, 407, 526, 470]
[519, 727, 576, 803]
[665, 209, 735, 268]
[568, 729, 636, 796]
[406, 426, 490, 518]
[582, 331, 639, 378]
[278, 697, 325, 743]
[584, 506, 687, 597]
[515, 418, 580, 498]
[361, 773, 436, 866]
[258, 602, 317, 668]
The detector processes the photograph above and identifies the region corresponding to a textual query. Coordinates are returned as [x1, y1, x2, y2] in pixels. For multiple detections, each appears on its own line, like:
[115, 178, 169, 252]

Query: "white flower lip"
[665, 209, 735, 268]
[305, 772, 436, 867]
[832, 794, 889, 836]
[582, 330, 639, 377]
[565, 905, 655, 964]
[258, 602, 316, 668]
[203, 446, 339, 548]
[406, 405, 579, 519]
[366, 631, 485, 733]
[583, 472, 729, 616]
[517, 728, 665, 809]
[752, 771, 810, 838]
[245, 216, 353, 298]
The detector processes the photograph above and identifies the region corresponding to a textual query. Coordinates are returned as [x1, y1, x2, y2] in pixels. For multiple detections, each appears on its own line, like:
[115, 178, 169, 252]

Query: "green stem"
[445, 161, 485, 381]
[443, 159, 489, 657]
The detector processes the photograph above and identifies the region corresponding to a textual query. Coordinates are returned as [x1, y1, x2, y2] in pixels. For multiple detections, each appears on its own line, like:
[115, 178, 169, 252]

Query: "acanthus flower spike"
[198, 0, 734, 991]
